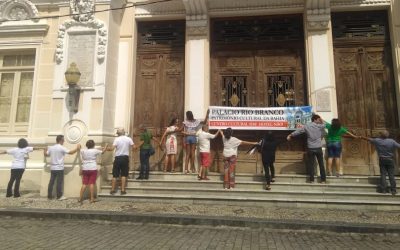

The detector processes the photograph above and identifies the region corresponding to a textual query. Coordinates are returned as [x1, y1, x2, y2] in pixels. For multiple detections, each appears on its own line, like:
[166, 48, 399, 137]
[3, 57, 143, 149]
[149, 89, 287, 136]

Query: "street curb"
[1, 208, 399, 234]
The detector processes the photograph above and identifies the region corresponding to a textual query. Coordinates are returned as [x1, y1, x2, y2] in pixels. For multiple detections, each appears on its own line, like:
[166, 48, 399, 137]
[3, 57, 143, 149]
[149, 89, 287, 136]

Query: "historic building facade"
[0, 0, 399, 195]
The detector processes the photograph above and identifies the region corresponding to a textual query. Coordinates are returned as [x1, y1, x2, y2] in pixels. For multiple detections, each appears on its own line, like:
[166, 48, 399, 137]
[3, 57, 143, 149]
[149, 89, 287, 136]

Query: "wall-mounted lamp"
[65, 62, 81, 113]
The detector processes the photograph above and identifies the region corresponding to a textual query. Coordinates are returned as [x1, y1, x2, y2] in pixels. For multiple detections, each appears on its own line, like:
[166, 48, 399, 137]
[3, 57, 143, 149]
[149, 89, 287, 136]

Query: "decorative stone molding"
[70, 0, 94, 23]
[0, 0, 39, 21]
[183, 0, 208, 37]
[0, 0, 48, 35]
[208, 0, 303, 12]
[63, 119, 87, 144]
[135, 0, 185, 17]
[331, 0, 390, 7]
[186, 24, 207, 37]
[55, 1, 107, 64]
[183, 0, 207, 21]
[305, 0, 330, 31]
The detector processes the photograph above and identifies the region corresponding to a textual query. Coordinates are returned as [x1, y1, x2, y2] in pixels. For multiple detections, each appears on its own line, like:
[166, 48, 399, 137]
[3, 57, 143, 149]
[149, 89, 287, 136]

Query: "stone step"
[97, 192, 400, 211]
[108, 171, 395, 185]
[122, 179, 393, 193]
[100, 186, 399, 201]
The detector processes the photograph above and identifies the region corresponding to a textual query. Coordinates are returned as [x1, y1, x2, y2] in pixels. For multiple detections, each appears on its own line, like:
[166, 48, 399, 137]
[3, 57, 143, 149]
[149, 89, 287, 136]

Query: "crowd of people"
[1, 111, 399, 200]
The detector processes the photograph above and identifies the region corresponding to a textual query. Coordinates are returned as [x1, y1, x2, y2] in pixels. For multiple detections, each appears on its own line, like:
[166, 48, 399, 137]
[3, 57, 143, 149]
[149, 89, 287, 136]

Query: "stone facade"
[0, 0, 399, 196]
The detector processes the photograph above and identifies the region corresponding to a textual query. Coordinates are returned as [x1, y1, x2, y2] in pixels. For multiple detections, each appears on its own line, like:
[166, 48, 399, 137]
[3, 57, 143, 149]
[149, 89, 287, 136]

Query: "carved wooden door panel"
[334, 46, 398, 174]
[210, 49, 307, 174]
[134, 53, 184, 128]
[133, 52, 185, 170]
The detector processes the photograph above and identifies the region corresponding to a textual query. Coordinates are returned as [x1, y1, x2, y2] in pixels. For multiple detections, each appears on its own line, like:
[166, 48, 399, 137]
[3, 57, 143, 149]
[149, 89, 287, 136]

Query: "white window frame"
[0, 49, 37, 135]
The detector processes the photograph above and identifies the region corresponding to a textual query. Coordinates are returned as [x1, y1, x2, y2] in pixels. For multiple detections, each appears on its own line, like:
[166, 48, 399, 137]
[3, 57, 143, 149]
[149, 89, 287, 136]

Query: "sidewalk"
[1, 192, 400, 234]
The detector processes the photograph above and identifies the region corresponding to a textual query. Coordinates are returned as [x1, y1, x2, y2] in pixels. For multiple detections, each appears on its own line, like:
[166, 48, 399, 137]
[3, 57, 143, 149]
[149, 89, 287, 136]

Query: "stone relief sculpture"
[70, 0, 94, 22]
[55, 0, 107, 64]
[0, 0, 39, 22]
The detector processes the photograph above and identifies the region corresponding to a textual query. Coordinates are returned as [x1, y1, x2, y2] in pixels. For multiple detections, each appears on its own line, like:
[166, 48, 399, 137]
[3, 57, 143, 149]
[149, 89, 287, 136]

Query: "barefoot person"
[220, 128, 258, 190]
[160, 118, 181, 172]
[44, 135, 81, 200]
[325, 118, 358, 177]
[0, 138, 42, 198]
[78, 140, 107, 203]
[361, 130, 400, 195]
[182, 110, 209, 174]
[107, 128, 135, 195]
[196, 125, 220, 180]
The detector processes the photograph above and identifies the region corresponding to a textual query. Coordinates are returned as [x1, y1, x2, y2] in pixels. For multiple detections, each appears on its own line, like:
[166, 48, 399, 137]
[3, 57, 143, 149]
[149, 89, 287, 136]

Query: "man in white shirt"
[107, 128, 135, 195]
[44, 135, 81, 200]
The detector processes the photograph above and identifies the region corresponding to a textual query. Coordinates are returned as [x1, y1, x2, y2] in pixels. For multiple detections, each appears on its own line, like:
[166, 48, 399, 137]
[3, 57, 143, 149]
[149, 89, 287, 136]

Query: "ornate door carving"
[334, 46, 398, 174]
[134, 53, 184, 129]
[132, 21, 185, 170]
[333, 11, 398, 174]
[210, 15, 307, 174]
[210, 49, 307, 174]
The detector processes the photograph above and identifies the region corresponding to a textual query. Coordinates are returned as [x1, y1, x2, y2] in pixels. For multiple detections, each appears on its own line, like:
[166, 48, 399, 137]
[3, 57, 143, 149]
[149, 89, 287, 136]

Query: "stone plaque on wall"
[316, 89, 331, 112]
[67, 32, 96, 87]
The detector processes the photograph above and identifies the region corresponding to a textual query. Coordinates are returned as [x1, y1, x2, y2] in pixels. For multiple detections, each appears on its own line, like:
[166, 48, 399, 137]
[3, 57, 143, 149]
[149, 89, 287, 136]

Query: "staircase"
[99, 172, 400, 211]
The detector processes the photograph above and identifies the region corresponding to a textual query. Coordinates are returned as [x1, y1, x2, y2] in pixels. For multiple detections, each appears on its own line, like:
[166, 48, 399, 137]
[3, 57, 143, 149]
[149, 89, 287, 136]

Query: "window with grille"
[0, 51, 35, 134]
[221, 76, 247, 107]
[267, 74, 295, 107]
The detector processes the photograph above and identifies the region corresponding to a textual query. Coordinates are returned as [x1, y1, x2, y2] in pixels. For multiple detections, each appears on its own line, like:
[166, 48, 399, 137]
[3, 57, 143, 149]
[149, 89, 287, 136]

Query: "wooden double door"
[334, 44, 398, 174]
[133, 52, 185, 130]
[133, 51, 185, 169]
[210, 49, 308, 173]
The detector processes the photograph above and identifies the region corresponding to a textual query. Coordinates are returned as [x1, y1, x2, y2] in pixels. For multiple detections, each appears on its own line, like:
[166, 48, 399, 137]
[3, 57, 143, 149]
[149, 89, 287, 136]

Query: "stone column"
[183, 0, 210, 172]
[390, 0, 400, 121]
[304, 0, 337, 121]
[183, 0, 210, 119]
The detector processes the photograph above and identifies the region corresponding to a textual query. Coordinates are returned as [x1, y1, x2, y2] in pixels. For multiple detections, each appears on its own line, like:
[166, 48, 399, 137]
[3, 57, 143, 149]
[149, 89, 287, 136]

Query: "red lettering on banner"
[209, 121, 288, 127]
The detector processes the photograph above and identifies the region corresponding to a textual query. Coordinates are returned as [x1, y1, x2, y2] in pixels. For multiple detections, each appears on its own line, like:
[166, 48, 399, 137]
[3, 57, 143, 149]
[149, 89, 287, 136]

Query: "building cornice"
[331, 0, 391, 7]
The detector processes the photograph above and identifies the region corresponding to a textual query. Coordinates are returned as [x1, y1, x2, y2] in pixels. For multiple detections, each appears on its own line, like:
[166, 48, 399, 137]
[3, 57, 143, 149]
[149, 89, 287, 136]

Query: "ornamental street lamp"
[65, 62, 81, 113]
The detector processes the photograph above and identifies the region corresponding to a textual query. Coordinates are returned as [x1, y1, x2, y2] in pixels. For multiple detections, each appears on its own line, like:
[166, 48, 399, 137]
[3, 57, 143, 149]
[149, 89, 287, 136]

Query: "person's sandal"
[265, 185, 271, 190]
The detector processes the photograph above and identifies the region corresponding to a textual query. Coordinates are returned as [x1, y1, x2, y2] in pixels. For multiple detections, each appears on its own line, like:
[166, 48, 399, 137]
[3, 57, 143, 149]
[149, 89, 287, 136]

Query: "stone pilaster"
[183, 0, 210, 119]
[41, 0, 127, 198]
[304, 0, 337, 121]
[390, 0, 400, 123]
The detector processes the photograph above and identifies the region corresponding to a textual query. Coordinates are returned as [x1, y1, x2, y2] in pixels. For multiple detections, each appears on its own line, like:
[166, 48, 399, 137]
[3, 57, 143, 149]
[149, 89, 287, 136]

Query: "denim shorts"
[327, 141, 342, 158]
[185, 135, 197, 144]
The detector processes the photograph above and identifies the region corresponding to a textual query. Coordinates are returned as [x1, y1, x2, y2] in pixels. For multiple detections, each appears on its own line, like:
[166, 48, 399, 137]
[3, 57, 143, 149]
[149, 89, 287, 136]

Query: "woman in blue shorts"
[326, 119, 358, 177]
[182, 110, 209, 174]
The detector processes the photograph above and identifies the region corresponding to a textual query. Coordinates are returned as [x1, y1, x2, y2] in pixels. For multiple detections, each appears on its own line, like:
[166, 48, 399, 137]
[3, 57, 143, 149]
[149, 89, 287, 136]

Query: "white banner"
[208, 106, 313, 130]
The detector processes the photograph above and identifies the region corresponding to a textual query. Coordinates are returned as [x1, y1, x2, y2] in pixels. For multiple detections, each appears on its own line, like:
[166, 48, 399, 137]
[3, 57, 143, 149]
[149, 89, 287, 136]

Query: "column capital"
[305, 0, 331, 31]
[183, 0, 208, 37]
